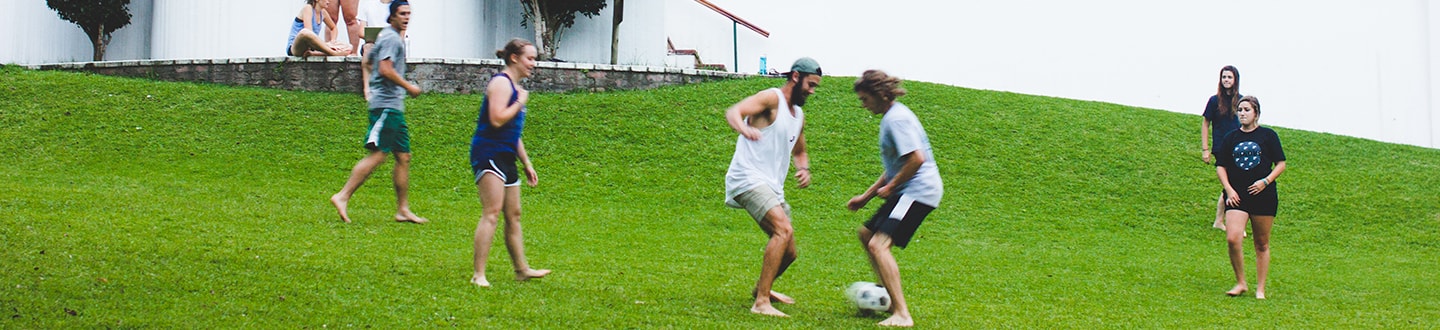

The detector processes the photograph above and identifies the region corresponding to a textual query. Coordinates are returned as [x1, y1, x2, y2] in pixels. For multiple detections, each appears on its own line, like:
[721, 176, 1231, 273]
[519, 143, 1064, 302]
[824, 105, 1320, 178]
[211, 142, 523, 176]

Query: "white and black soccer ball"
[846, 281, 891, 312]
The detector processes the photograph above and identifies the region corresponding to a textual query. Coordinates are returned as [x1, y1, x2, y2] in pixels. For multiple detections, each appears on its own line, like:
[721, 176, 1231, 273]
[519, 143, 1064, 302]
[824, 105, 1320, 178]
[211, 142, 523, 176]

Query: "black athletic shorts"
[1224, 183, 1278, 216]
[473, 152, 520, 187]
[865, 194, 936, 249]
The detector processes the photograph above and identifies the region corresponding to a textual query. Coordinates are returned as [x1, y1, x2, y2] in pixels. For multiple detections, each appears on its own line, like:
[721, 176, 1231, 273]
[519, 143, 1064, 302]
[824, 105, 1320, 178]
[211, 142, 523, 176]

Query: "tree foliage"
[519, 0, 607, 60]
[47, 0, 132, 61]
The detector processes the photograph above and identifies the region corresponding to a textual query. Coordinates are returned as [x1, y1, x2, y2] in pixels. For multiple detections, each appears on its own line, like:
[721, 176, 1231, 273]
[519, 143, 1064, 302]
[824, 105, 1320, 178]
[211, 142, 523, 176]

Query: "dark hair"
[1237, 95, 1261, 115]
[388, 0, 410, 23]
[1216, 65, 1240, 116]
[853, 70, 907, 102]
[496, 38, 534, 65]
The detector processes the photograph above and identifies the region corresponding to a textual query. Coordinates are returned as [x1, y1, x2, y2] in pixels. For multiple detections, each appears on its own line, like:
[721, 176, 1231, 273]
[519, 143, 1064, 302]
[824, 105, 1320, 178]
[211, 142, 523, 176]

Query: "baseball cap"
[789, 57, 822, 76]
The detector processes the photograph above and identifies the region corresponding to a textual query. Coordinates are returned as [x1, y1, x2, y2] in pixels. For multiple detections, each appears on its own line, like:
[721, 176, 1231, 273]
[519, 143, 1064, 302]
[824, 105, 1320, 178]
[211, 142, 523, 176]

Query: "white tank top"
[725, 88, 803, 207]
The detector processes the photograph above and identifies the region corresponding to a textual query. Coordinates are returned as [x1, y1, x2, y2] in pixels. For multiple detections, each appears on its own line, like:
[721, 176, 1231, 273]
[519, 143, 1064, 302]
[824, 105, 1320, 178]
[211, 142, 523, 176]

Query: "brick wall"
[27, 57, 750, 94]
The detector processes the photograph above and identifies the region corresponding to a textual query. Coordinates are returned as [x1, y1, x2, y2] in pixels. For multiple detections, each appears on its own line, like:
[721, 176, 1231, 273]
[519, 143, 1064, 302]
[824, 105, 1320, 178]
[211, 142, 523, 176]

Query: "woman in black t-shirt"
[1213, 95, 1287, 299]
[1203, 66, 1242, 230]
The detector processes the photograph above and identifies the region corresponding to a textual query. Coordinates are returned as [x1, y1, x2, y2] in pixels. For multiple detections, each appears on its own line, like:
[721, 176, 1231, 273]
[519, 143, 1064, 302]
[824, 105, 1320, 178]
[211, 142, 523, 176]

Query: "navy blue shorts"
[473, 152, 519, 187]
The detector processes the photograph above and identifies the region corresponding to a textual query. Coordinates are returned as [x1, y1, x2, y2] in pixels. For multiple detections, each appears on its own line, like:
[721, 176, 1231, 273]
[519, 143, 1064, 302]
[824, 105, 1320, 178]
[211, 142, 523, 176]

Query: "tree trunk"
[89, 23, 106, 61]
[92, 36, 106, 61]
[543, 23, 560, 60]
[610, 0, 622, 65]
[529, 0, 547, 60]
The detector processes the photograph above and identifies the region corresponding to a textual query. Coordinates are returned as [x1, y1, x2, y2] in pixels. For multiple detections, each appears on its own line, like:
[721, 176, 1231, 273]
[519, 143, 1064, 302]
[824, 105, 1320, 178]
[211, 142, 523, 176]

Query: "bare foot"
[515, 269, 551, 281]
[768, 290, 795, 304]
[750, 303, 788, 317]
[878, 314, 914, 327]
[471, 276, 490, 288]
[1212, 218, 1225, 229]
[394, 209, 428, 224]
[751, 289, 796, 304]
[1256, 290, 1266, 300]
[1226, 284, 1249, 296]
[330, 194, 351, 223]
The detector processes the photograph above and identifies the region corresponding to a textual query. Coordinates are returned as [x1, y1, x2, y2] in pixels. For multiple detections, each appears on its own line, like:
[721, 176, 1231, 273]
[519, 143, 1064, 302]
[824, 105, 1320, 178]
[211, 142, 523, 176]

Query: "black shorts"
[473, 152, 519, 187]
[1224, 183, 1278, 216]
[864, 194, 936, 249]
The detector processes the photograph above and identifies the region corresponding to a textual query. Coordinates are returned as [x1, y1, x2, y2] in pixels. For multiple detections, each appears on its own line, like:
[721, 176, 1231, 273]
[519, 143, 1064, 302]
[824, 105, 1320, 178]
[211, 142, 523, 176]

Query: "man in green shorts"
[330, 1, 426, 224]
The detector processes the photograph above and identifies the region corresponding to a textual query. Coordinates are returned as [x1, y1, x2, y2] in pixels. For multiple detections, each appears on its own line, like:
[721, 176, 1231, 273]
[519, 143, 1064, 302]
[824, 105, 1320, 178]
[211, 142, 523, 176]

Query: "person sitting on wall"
[287, 0, 348, 57]
[357, 0, 393, 98]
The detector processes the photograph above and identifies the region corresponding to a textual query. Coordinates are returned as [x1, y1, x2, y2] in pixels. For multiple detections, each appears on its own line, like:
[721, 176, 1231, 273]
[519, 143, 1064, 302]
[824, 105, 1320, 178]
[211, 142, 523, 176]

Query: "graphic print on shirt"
[1233, 140, 1262, 171]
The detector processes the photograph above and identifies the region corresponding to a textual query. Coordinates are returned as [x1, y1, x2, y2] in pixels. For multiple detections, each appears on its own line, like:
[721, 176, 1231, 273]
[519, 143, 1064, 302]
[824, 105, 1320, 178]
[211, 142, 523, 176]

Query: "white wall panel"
[0, 0, 151, 63]
[152, 0, 293, 59]
[665, 0, 770, 73]
[404, 0, 485, 58]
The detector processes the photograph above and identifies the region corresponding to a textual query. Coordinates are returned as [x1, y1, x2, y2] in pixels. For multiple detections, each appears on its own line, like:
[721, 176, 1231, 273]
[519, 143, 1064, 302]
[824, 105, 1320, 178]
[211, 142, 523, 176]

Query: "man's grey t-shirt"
[367, 26, 407, 111]
[879, 102, 943, 206]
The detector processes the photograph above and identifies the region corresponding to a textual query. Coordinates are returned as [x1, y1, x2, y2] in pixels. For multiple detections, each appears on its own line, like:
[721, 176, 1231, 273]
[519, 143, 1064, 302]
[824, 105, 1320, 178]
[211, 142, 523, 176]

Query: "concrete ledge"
[36, 57, 753, 94]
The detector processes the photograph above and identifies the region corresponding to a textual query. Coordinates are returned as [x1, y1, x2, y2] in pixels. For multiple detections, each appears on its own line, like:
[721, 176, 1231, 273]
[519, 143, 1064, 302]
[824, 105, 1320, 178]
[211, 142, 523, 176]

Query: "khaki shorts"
[733, 186, 790, 223]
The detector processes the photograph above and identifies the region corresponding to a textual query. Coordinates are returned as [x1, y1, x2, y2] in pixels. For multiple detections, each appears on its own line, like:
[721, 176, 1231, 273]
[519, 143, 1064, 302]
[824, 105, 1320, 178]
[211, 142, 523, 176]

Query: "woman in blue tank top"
[469, 38, 550, 288]
[287, 0, 345, 57]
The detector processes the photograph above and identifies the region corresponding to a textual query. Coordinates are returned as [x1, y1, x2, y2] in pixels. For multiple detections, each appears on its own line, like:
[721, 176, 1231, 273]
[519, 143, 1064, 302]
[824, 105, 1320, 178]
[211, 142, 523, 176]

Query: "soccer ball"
[846, 281, 891, 312]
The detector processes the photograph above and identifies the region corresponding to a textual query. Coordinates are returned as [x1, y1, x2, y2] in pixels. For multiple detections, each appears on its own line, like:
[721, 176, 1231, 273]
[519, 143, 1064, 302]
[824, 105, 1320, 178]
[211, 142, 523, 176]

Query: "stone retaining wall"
[26, 57, 751, 94]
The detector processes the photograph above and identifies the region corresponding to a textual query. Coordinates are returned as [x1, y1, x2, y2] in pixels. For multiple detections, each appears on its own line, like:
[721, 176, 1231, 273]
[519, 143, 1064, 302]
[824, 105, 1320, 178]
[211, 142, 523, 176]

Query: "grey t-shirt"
[367, 26, 407, 111]
[879, 102, 943, 206]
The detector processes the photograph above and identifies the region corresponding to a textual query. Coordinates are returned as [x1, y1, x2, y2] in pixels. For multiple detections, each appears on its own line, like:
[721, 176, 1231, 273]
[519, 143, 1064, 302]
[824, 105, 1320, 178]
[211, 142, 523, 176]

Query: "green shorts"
[364, 108, 410, 153]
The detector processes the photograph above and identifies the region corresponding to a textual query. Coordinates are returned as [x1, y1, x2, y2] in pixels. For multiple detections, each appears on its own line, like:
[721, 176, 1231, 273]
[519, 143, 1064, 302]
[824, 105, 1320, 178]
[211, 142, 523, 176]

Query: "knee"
[393, 154, 412, 166]
[772, 222, 794, 239]
[1253, 240, 1270, 253]
[866, 238, 889, 254]
[504, 209, 522, 222]
[1226, 234, 1244, 246]
[479, 214, 500, 227]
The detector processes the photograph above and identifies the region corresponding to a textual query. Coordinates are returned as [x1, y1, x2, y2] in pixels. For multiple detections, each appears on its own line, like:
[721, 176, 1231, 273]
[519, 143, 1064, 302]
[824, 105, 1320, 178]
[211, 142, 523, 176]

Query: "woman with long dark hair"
[1202, 65, 1241, 230]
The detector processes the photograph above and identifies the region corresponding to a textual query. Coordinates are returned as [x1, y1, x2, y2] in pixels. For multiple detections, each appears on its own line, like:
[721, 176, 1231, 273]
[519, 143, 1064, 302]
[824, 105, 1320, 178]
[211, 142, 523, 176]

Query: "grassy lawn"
[1, 65, 1438, 328]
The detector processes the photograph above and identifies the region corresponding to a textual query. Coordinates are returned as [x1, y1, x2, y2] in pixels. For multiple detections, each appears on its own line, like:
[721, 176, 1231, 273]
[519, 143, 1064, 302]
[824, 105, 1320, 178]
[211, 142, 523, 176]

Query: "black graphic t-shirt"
[1214, 126, 1285, 188]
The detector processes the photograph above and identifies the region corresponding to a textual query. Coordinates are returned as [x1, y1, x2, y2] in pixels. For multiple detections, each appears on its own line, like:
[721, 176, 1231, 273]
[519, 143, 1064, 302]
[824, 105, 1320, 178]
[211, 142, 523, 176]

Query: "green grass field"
[2, 65, 1438, 328]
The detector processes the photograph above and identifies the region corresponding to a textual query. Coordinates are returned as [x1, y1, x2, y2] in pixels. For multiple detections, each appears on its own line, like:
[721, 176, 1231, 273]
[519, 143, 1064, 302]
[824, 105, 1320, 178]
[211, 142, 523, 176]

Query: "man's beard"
[790, 83, 809, 107]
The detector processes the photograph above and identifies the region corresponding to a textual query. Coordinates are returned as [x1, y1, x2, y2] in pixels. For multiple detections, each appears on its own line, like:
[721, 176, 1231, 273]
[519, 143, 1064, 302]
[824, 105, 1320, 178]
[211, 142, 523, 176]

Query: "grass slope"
[1, 65, 1438, 328]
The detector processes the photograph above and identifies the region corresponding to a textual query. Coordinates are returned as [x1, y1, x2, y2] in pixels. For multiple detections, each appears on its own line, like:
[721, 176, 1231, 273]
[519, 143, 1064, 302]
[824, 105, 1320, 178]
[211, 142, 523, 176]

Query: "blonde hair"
[853, 70, 907, 101]
[496, 38, 534, 65]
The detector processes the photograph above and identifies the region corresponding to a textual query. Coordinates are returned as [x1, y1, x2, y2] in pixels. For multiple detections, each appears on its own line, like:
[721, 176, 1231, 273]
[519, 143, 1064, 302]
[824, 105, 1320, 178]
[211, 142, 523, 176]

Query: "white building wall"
[482, 0, 667, 66]
[0, 0, 151, 63]
[403, 0, 485, 58]
[664, 1, 770, 74]
[480, 0, 533, 60]
[151, 0, 486, 60]
[152, 0, 295, 59]
[555, 0, 667, 66]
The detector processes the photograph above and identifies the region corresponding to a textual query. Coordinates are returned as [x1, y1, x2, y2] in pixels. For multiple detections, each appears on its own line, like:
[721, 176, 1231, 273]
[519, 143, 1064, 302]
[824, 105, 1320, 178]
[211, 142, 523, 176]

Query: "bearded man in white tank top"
[723, 58, 822, 318]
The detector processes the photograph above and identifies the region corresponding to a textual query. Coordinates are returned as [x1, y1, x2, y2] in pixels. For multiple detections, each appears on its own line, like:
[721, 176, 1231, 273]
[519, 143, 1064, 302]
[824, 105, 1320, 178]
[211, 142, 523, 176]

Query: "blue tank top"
[470, 73, 526, 168]
[286, 6, 323, 54]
